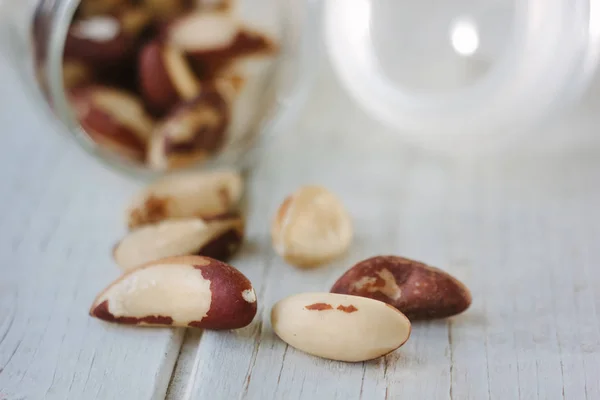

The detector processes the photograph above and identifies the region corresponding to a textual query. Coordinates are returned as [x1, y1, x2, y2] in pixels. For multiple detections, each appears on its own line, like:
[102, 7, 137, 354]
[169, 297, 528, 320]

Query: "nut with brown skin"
[271, 185, 353, 268]
[90, 255, 257, 330]
[146, 81, 234, 170]
[114, 216, 244, 271]
[138, 40, 201, 115]
[165, 11, 277, 78]
[66, 5, 152, 68]
[271, 292, 411, 362]
[126, 169, 243, 229]
[166, 11, 240, 59]
[69, 86, 154, 162]
[330, 256, 472, 320]
[64, 14, 134, 67]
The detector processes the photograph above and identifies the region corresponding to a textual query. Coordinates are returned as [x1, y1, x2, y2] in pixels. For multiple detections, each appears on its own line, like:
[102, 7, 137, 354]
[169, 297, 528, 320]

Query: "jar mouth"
[325, 0, 600, 153]
[28, 0, 322, 179]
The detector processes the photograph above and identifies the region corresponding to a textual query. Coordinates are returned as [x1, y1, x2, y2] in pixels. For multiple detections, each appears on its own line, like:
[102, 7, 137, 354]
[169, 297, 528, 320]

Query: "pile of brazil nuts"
[90, 172, 472, 363]
[64, 0, 278, 171]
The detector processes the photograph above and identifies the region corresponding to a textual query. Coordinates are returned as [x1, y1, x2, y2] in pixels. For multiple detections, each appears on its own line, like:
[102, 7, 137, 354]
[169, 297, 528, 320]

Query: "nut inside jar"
[63, 0, 279, 171]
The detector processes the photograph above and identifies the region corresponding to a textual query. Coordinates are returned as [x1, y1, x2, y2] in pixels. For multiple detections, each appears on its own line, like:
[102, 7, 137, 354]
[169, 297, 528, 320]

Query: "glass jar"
[1, 0, 321, 178]
[323, 0, 600, 155]
[2, 0, 600, 167]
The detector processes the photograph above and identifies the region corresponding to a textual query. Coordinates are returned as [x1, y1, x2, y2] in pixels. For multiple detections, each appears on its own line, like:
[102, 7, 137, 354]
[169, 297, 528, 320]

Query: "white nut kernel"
[146, 81, 235, 171]
[126, 170, 243, 229]
[168, 11, 239, 54]
[242, 288, 256, 303]
[114, 217, 244, 271]
[271, 185, 352, 268]
[90, 255, 257, 330]
[271, 292, 411, 362]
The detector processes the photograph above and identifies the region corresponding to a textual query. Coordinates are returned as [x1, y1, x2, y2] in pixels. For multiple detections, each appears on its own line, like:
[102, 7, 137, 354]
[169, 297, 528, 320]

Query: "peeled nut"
[147, 81, 234, 170]
[69, 86, 154, 161]
[331, 256, 472, 320]
[127, 169, 243, 229]
[138, 40, 201, 115]
[271, 292, 411, 362]
[114, 216, 244, 271]
[64, 15, 133, 67]
[271, 186, 353, 268]
[90, 255, 257, 329]
[167, 11, 239, 56]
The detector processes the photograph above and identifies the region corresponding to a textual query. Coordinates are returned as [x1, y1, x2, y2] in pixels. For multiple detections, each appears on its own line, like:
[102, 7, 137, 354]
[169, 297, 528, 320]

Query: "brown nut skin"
[126, 169, 243, 229]
[196, 214, 244, 262]
[331, 256, 472, 320]
[138, 40, 201, 115]
[69, 86, 154, 162]
[113, 215, 245, 271]
[164, 12, 277, 78]
[90, 255, 257, 330]
[147, 81, 233, 170]
[64, 15, 134, 67]
[188, 29, 278, 79]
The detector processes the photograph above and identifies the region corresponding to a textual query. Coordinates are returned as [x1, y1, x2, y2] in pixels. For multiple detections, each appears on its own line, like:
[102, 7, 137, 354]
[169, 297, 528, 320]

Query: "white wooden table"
[2, 24, 600, 399]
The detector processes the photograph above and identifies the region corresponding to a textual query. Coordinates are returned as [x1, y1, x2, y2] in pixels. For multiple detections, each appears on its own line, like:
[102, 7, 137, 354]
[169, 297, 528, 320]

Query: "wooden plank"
[0, 62, 184, 400]
[167, 68, 600, 398]
[2, 19, 600, 398]
[442, 157, 600, 400]
[166, 166, 280, 400]
[168, 89, 460, 398]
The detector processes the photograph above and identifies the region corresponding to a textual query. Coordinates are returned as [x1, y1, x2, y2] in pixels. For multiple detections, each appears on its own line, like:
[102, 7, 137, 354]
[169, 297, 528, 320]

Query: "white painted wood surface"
[2, 17, 600, 400]
[163, 64, 600, 400]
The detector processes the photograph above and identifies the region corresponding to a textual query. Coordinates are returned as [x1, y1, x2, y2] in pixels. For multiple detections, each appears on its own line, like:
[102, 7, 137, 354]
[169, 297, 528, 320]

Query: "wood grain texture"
[168, 62, 600, 399]
[2, 12, 600, 398]
[0, 60, 183, 400]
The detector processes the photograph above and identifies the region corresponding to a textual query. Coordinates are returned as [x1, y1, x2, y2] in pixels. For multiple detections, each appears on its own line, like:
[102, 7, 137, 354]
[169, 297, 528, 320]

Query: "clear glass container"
[1, 0, 321, 178]
[324, 0, 600, 155]
[2, 0, 600, 166]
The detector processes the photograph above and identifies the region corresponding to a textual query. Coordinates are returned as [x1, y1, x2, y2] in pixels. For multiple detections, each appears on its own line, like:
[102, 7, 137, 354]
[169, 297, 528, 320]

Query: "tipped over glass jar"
[26, 0, 319, 177]
[4, 0, 600, 173]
